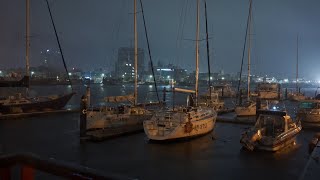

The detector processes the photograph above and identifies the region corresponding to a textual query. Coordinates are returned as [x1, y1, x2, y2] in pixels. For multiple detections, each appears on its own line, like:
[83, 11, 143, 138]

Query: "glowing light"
[46, 49, 49, 52]
[272, 106, 277, 110]
[68, 72, 72, 76]
[149, 75, 153, 78]
[31, 71, 35, 75]
[149, 85, 152, 88]
[126, 64, 128, 66]
[167, 75, 170, 79]
[221, 77, 225, 80]
[101, 73, 105, 77]
[210, 76, 213, 80]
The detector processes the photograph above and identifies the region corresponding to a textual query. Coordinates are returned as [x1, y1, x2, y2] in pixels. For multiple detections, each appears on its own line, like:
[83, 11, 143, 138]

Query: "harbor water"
[0, 84, 318, 179]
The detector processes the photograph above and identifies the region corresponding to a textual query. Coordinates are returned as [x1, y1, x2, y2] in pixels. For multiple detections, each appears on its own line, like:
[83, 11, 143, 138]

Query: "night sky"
[1, 0, 320, 80]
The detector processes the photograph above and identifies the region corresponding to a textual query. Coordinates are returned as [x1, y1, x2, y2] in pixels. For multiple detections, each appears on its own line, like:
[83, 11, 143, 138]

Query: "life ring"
[82, 109, 87, 114]
[184, 121, 193, 133]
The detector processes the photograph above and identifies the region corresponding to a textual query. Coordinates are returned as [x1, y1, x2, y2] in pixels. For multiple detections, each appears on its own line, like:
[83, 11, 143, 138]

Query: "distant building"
[115, 47, 145, 80]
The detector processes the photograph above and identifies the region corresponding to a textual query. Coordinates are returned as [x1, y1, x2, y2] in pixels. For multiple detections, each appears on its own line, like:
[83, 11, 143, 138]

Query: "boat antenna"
[134, 0, 138, 106]
[204, 0, 212, 101]
[139, 0, 160, 103]
[296, 33, 299, 93]
[45, 0, 73, 92]
[236, 0, 251, 105]
[25, 0, 30, 89]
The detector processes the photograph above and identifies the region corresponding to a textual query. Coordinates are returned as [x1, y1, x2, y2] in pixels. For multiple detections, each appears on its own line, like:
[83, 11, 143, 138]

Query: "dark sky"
[1, 0, 320, 80]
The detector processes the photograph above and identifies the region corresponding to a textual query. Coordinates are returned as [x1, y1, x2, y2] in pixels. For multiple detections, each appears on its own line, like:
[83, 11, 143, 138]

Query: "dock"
[82, 124, 143, 142]
[299, 139, 320, 180]
[216, 112, 256, 125]
[0, 109, 78, 120]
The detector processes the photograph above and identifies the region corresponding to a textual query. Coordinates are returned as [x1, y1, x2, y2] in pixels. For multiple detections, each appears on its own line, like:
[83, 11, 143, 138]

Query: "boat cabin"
[255, 110, 294, 137]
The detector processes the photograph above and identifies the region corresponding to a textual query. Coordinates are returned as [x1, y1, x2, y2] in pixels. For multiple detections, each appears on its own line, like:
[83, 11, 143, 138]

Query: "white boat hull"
[144, 108, 216, 141]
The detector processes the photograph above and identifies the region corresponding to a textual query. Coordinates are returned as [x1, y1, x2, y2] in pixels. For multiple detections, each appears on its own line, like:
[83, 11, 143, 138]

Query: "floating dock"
[216, 112, 256, 125]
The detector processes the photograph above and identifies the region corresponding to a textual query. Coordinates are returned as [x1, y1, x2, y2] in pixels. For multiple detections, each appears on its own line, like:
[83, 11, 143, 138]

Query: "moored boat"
[240, 110, 301, 151]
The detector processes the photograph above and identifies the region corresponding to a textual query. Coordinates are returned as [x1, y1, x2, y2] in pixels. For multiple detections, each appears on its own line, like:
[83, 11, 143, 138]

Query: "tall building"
[115, 47, 144, 80]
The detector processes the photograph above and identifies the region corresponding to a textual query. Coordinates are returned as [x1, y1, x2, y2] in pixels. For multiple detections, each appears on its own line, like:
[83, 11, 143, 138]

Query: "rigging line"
[176, 0, 189, 64]
[139, 0, 160, 102]
[45, 0, 73, 92]
[236, 0, 251, 105]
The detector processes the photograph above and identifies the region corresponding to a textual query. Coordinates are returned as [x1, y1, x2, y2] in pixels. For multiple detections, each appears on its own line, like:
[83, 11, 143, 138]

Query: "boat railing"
[0, 152, 135, 180]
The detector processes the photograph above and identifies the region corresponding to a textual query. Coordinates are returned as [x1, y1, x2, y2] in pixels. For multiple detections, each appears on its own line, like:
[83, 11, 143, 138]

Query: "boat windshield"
[255, 114, 285, 136]
[299, 102, 318, 109]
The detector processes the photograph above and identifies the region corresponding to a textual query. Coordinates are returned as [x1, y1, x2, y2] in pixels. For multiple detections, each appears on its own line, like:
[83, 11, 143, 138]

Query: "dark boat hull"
[0, 76, 29, 87]
[0, 92, 75, 114]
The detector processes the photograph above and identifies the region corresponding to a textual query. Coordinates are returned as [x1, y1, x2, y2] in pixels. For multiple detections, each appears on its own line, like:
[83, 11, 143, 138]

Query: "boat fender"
[184, 121, 193, 133]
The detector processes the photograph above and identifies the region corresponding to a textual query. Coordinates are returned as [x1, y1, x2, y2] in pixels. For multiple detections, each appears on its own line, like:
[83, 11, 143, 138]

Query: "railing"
[0, 153, 135, 180]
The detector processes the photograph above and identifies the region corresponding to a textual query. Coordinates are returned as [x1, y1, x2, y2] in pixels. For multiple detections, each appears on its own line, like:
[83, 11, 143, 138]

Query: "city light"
[101, 73, 105, 77]
[31, 71, 35, 75]
[68, 72, 72, 76]
[46, 49, 50, 52]
[167, 75, 170, 79]
[149, 75, 152, 78]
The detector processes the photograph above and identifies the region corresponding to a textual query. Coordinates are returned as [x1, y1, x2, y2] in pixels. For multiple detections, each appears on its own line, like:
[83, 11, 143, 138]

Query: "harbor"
[2, 0, 320, 179]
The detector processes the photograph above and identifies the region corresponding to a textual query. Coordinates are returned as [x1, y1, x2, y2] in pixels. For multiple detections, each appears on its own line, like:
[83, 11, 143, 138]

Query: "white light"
[46, 49, 49, 52]
[68, 72, 72, 76]
[0, 71, 2, 74]
[31, 71, 35, 75]
[210, 76, 213, 80]
[122, 74, 125, 77]
[126, 64, 128, 66]
[167, 75, 170, 79]
[149, 85, 152, 88]
[129, 64, 132, 66]
[101, 73, 105, 77]
[221, 77, 225, 80]
[272, 106, 277, 110]
[149, 75, 153, 78]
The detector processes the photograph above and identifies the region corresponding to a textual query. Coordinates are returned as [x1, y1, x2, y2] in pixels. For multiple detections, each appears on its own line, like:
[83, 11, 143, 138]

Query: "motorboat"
[296, 100, 320, 123]
[240, 110, 301, 151]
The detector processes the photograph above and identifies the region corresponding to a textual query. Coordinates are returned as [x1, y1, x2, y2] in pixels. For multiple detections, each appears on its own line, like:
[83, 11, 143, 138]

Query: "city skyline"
[1, 0, 320, 80]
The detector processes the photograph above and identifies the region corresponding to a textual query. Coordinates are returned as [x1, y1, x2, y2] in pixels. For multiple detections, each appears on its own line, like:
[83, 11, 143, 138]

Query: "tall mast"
[247, 0, 252, 101]
[204, 0, 212, 100]
[134, 0, 138, 106]
[296, 34, 299, 93]
[195, 0, 200, 106]
[25, 0, 30, 78]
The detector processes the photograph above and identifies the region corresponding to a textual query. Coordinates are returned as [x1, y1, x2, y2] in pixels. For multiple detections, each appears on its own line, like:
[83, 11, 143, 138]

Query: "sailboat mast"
[204, 0, 212, 99]
[25, 0, 30, 77]
[195, 0, 200, 106]
[296, 34, 299, 93]
[247, 0, 252, 101]
[134, 0, 138, 106]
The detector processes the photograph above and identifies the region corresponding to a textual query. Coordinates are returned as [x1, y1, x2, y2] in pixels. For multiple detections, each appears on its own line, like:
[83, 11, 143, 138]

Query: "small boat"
[0, 76, 29, 87]
[85, 0, 161, 131]
[287, 35, 307, 101]
[0, 92, 75, 114]
[287, 92, 306, 101]
[86, 95, 154, 130]
[296, 100, 320, 123]
[256, 82, 281, 99]
[240, 110, 301, 151]
[199, 91, 225, 113]
[0, 0, 75, 115]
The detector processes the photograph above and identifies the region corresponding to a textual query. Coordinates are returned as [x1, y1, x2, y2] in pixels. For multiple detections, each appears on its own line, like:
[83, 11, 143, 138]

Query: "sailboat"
[235, 0, 258, 116]
[198, 1, 225, 113]
[86, 0, 159, 130]
[143, 0, 217, 141]
[0, 0, 74, 115]
[288, 35, 306, 101]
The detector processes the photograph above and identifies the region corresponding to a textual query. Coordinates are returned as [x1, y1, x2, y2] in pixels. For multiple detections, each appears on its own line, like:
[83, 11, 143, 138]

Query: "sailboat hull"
[0, 92, 75, 114]
[144, 109, 216, 141]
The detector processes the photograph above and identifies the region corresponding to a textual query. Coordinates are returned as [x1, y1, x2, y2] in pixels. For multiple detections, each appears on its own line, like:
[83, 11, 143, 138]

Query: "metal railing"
[0, 153, 135, 180]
